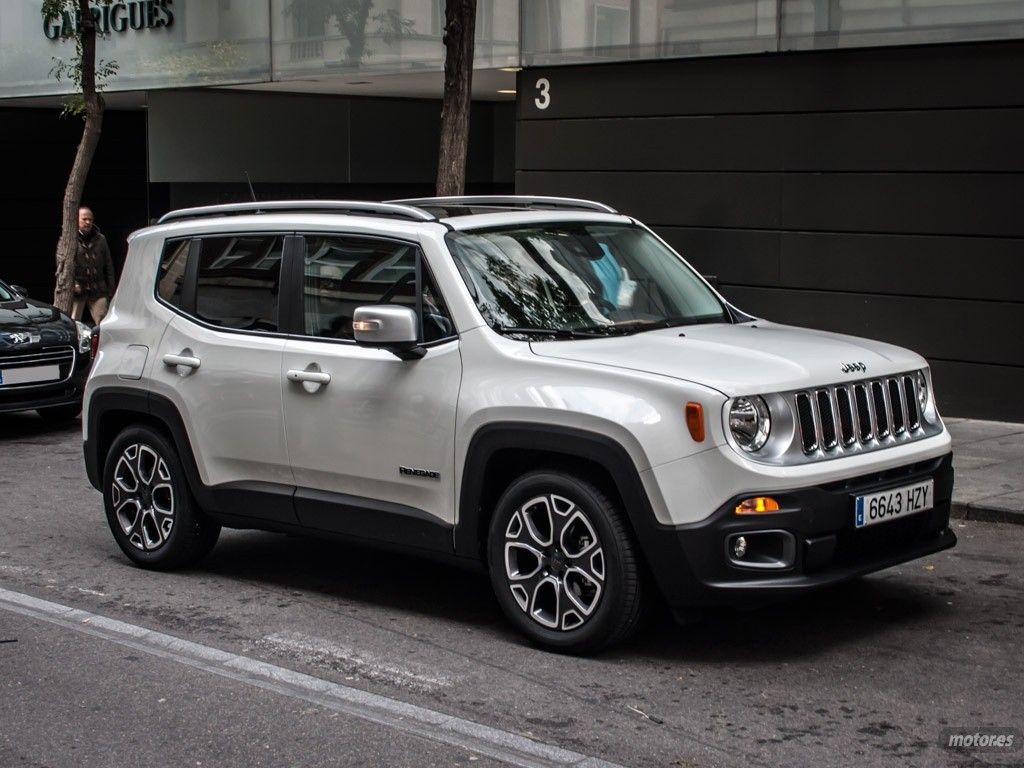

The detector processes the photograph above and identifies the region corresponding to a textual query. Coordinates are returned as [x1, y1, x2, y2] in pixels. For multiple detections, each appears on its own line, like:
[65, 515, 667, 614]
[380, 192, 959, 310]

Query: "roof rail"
[388, 195, 619, 214]
[157, 200, 437, 225]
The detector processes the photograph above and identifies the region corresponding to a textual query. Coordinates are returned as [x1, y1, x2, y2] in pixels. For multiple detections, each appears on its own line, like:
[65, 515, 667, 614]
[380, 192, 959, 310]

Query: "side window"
[301, 235, 454, 343]
[194, 235, 283, 332]
[156, 239, 190, 308]
[421, 267, 454, 343]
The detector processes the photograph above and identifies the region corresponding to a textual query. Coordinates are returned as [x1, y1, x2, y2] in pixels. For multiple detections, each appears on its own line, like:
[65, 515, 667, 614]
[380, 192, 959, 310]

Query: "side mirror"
[11, 284, 28, 297]
[353, 305, 425, 360]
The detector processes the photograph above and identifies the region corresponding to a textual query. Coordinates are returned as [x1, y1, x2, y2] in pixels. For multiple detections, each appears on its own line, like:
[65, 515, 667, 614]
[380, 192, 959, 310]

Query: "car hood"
[0, 297, 77, 350]
[529, 321, 925, 396]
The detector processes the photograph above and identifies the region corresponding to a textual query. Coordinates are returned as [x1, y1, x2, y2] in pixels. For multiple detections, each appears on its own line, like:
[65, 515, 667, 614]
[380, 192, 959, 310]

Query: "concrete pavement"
[948, 419, 1024, 524]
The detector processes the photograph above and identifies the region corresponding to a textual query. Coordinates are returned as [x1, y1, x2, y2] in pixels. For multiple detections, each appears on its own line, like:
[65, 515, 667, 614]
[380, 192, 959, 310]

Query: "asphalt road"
[1, 412, 1022, 768]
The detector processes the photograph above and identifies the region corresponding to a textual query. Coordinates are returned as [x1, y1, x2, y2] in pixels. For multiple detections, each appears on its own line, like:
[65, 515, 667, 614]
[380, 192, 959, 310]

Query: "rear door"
[150, 233, 295, 523]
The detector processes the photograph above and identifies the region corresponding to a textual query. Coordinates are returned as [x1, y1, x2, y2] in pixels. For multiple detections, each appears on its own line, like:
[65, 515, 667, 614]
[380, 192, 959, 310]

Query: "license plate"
[0, 365, 60, 386]
[855, 479, 934, 528]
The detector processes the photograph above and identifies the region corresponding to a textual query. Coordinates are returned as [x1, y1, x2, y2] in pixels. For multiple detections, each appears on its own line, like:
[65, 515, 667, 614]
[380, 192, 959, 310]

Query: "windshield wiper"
[494, 326, 605, 339]
[575, 316, 728, 336]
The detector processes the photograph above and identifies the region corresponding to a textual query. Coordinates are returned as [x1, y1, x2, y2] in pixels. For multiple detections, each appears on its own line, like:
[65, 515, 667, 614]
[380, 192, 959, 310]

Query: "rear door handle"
[287, 369, 331, 385]
[163, 353, 201, 370]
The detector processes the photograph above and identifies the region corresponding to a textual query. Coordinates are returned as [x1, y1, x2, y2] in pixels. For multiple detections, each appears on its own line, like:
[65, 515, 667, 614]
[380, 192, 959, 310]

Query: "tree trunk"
[436, 0, 476, 197]
[53, 0, 105, 313]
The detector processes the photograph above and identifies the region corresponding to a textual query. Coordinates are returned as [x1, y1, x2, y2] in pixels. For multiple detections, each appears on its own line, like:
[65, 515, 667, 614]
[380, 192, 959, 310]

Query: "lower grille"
[0, 345, 76, 387]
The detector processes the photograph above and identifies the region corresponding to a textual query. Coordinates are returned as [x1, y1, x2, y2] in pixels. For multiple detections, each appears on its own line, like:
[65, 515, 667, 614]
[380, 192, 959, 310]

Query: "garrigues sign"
[44, 0, 175, 40]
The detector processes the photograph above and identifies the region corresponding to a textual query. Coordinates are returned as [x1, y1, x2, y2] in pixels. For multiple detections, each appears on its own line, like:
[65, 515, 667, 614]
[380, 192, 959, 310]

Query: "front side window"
[446, 223, 728, 338]
[301, 235, 453, 343]
[194, 235, 283, 332]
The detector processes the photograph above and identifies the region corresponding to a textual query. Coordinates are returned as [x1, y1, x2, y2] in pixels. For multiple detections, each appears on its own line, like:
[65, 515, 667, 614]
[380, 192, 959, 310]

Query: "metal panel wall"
[515, 41, 1024, 421]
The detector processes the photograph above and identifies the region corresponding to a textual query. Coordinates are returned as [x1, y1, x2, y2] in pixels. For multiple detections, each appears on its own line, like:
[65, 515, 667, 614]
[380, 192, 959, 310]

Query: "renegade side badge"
[399, 466, 440, 480]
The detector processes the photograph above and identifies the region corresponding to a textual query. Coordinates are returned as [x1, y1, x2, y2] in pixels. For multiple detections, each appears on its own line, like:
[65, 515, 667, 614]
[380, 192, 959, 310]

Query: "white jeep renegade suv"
[83, 196, 955, 653]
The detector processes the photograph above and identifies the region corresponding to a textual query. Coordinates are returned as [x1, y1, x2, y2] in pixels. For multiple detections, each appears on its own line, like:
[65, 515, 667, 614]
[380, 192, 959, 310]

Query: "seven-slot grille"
[794, 374, 925, 457]
[0, 345, 76, 384]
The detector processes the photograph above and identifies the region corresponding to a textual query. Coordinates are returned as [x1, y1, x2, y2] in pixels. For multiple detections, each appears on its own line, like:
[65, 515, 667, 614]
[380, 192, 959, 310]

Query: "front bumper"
[0, 353, 90, 414]
[644, 452, 955, 609]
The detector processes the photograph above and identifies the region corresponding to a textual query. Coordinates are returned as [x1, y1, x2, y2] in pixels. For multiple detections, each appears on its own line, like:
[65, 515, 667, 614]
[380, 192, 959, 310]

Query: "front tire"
[102, 426, 220, 570]
[487, 470, 645, 654]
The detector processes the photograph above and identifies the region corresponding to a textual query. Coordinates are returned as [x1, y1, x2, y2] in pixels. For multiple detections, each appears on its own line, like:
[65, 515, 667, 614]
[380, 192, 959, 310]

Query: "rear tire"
[102, 425, 220, 570]
[487, 470, 645, 654]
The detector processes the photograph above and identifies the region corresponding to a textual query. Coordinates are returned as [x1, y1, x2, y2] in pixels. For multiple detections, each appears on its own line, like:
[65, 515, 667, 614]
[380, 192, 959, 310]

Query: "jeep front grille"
[792, 373, 936, 460]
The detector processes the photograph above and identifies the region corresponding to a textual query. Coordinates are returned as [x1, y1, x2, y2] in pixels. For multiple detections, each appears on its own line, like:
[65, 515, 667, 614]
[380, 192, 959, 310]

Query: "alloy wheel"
[503, 493, 605, 632]
[110, 443, 175, 551]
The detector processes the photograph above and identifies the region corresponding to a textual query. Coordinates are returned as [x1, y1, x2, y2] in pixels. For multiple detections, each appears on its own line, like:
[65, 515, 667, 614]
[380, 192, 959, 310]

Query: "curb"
[950, 502, 1024, 526]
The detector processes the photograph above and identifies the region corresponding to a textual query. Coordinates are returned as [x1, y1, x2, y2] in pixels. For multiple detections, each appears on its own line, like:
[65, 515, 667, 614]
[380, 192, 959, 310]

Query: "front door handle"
[287, 369, 331, 385]
[163, 353, 201, 370]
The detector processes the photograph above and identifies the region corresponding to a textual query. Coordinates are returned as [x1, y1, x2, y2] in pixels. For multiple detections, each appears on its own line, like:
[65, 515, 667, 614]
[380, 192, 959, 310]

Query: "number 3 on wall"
[534, 78, 551, 110]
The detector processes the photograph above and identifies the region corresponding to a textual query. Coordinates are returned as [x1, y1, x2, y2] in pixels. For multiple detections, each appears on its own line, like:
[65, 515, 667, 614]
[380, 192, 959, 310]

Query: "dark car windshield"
[445, 223, 727, 337]
[0, 281, 15, 302]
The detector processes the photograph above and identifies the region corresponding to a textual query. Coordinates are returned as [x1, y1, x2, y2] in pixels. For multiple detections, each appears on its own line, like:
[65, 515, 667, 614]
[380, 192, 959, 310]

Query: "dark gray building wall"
[147, 90, 514, 211]
[0, 108, 148, 300]
[3, 92, 514, 300]
[515, 40, 1024, 422]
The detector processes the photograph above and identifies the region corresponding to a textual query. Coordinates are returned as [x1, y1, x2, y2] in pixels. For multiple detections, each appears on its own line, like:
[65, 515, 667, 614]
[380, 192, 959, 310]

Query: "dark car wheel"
[36, 404, 82, 422]
[103, 425, 220, 570]
[487, 470, 645, 654]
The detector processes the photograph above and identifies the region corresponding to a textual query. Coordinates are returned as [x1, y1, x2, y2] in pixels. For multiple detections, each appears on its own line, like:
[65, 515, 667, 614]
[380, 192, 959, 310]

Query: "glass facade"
[1, 0, 1023, 100]
[780, 0, 1024, 50]
[0, 0, 270, 99]
[522, 1, 778, 65]
[521, 0, 1024, 65]
[269, 0, 519, 80]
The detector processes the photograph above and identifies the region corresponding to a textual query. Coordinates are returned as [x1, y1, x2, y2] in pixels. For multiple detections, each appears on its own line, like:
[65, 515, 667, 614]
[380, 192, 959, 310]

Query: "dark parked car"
[0, 279, 94, 422]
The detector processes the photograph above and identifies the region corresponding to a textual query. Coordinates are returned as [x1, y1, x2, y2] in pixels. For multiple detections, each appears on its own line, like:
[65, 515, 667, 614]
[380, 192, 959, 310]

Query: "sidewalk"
[948, 418, 1024, 524]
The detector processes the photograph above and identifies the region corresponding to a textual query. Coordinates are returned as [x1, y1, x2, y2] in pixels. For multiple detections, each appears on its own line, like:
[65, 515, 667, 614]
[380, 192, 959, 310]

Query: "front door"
[281, 233, 461, 552]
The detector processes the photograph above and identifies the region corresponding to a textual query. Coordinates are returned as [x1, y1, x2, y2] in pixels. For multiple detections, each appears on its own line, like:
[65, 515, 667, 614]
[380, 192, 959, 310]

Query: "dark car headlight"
[75, 321, 92, 354]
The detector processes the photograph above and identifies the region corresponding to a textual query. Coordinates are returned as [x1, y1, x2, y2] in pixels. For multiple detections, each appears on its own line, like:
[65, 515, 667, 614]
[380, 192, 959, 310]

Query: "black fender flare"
[84, 387, 216, 512]
[455, 422, 699, 606]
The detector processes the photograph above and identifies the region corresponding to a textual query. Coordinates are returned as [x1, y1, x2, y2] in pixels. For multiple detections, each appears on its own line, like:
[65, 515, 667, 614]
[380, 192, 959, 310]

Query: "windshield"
[0, 281, 14, 302]
[445, 223, 728, 337]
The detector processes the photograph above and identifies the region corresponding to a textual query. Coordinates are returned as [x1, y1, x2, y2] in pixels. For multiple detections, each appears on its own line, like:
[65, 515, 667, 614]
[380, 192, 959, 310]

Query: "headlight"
[75, 321, 92, 354]
[915, 369, 937, 423]
[729, 396, 771, 452]
[914, 370, 928, 409]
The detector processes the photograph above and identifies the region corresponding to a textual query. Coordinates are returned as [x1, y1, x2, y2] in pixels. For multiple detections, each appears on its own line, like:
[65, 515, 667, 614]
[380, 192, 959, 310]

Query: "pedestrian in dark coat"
[71, 206, 116, 325]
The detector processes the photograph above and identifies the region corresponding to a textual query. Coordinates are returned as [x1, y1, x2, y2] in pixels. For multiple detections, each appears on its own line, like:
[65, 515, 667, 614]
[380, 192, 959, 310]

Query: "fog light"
[735, 496, 780, 515]
[732, 536, 747, 559]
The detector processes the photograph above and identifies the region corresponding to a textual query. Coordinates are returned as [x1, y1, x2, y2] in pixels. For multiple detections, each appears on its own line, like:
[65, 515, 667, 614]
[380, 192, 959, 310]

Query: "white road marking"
[0, 586, 625, 768]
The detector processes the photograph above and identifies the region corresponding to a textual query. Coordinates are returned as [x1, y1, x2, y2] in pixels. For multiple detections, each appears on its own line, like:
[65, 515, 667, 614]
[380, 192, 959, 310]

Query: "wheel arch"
[84, 387, 214, 511]
[456, 422, 700, 607]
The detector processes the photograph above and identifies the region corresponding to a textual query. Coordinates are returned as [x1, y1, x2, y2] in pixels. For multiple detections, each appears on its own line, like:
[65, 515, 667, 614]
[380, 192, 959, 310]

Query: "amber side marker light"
[735, 497, 781, 515]
[685, 402, 705, 442]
